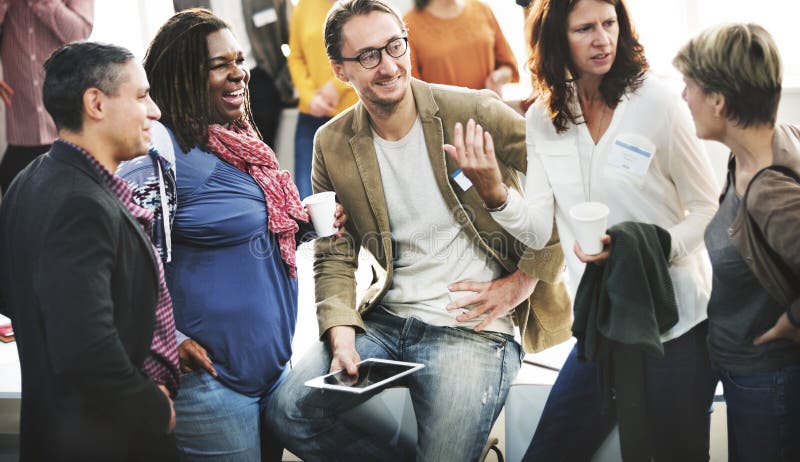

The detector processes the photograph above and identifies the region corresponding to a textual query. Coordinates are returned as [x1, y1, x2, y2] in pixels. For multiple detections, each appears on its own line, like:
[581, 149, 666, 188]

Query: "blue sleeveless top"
[166, 134, 297, 396]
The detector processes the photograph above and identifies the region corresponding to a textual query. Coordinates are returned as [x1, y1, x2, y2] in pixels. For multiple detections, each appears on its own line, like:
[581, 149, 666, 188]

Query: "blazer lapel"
[349, 104, 392, 264]
[412, 79, 470, 215]
[53, 144, 160, 284]
[97, 176, 160, 288]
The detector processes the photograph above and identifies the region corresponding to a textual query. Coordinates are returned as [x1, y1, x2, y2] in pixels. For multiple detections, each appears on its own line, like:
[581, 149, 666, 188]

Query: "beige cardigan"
[729, 123, 800, 323]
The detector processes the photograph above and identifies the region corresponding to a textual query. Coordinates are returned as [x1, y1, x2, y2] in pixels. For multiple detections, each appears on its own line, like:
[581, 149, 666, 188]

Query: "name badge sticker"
[451, 168, 473, 191]
[607, 134, 656, 176]
[252, 8, 278, 28]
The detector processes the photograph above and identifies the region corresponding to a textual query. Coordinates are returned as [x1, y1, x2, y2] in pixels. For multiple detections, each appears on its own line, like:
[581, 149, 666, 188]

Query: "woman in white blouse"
[446, 0, 720, 459]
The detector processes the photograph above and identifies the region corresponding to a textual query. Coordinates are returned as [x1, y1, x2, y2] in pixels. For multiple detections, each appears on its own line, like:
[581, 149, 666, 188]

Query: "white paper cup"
[569, 202, 609, 255]
[304, 191, 337, 238]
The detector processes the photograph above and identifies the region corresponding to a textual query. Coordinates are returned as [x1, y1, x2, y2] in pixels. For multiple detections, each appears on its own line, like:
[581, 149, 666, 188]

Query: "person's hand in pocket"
[178, 338, 217, 377]
[754, 313, 800, 345]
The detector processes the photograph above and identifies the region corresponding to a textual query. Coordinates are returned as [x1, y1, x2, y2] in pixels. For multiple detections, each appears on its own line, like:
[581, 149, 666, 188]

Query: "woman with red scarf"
[131, 9, 346, 462]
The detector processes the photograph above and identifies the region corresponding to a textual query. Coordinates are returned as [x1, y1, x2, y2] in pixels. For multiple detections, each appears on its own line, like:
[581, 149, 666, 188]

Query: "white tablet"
[304, 358, 424, 394]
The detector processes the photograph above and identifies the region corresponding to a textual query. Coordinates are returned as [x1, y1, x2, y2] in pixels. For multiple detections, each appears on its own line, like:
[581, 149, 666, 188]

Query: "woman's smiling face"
[206, 28, 249, 125]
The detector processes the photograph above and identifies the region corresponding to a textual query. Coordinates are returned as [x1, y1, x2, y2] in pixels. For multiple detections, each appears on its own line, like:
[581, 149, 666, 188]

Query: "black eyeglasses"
[339, 37, 408, 70]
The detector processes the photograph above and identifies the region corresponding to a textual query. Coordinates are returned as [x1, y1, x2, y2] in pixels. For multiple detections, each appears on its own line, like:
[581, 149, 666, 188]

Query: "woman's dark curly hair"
[526, 0, 648, 133]
[144, 8, 257, 152]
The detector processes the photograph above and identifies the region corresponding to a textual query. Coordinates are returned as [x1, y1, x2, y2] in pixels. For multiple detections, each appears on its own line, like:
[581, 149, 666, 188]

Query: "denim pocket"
[455, 327, 512, 347]
[723, 369, 787, 417]
[721, 373, 779, 424]
[723, 370, 776, 393]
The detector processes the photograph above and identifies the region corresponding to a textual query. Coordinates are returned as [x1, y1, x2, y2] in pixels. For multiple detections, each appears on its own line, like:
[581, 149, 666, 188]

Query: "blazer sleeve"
[475, 91, 562, 282]
[482, 96, 556, 251]
[311, 133, 364, 338]
[35, 194, 172, 436]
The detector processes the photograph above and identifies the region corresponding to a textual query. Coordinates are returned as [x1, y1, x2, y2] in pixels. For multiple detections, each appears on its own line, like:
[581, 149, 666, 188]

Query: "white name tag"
[607, 134, 655, 176]
[252, 8, 278, 28]
[451, 169, 473, 191]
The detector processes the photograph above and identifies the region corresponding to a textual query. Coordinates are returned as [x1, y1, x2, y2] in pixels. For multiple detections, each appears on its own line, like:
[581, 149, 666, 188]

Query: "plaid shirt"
[61, 140, 181, 396]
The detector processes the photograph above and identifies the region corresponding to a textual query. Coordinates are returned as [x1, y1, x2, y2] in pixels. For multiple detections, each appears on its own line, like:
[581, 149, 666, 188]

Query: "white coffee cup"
[303, 191, 338, 238]
[569, 202, 610, 255]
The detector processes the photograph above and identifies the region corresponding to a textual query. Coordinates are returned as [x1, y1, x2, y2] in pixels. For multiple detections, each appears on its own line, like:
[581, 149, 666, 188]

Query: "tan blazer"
[311, 78, 572, 353]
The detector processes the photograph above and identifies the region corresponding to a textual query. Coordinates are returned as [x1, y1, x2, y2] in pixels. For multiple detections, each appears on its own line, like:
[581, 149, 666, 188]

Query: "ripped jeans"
[266, 306, 522, 462]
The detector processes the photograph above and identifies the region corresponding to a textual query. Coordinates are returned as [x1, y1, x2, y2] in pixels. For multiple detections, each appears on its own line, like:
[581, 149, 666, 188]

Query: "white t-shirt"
[492, 74, 719, 341]
[372, 118, 513, 335]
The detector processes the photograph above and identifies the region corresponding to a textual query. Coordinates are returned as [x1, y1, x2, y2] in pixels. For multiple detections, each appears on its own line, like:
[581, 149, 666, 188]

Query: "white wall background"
[1, 0, 798, 170]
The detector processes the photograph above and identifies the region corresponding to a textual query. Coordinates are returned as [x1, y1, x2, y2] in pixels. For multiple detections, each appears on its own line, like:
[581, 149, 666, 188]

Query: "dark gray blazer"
[0, 142, 175, 461]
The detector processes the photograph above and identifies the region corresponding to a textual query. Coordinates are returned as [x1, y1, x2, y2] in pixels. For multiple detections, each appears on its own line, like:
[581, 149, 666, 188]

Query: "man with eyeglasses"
[266, 1, 570, 460]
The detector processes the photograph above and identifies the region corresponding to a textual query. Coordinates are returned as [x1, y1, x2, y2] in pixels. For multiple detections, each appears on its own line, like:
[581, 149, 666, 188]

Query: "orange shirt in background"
[404, 0, 519, 90]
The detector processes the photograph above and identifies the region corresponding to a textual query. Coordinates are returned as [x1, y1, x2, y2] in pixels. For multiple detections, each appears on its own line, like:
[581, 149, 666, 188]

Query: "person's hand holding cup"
[303, 191, 343, 239]
[569, 202, 610, 263]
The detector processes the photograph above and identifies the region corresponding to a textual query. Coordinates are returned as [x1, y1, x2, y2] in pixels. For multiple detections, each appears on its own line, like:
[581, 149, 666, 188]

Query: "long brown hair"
[526, 0, 648, 133]
[144, 8, 258, 152]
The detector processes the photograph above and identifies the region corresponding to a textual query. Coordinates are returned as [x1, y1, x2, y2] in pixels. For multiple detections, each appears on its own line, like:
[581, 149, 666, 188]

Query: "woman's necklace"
[576, 103, 609, 202]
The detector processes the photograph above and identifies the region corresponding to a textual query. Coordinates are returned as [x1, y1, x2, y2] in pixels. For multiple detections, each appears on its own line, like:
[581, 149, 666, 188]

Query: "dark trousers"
[0, 144, 51, 194]
[523, 321, 718, 461]
[719, 363, 800, 461]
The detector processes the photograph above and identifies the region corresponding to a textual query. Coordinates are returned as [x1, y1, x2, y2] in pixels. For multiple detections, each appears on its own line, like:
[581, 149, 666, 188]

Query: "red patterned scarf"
[206, 123, 308, 278]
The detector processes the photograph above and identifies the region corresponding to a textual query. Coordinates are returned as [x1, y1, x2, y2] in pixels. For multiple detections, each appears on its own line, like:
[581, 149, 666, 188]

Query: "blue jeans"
[523, 321, 717, 461]
[173, 370, 285, 462]
[294, 113, 331, 199]
[266, 307, 522, 462]
[719, 363, 800, 461]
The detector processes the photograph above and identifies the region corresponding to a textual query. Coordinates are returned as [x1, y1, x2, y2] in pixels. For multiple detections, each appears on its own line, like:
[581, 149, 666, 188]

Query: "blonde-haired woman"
[674, 23, 800, 460]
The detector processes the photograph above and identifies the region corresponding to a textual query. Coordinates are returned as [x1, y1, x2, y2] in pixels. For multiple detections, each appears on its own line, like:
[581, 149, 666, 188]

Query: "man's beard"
[362, 73, 407, 116]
